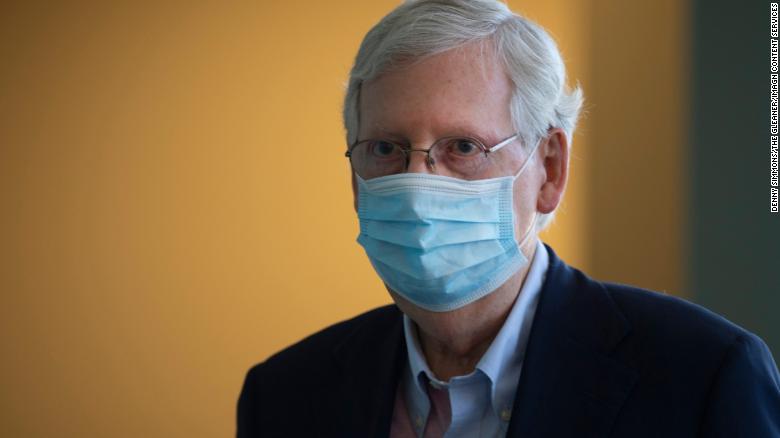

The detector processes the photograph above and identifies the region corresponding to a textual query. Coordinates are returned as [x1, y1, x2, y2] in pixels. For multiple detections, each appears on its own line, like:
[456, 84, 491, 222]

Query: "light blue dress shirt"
[402, 239, 549, 437]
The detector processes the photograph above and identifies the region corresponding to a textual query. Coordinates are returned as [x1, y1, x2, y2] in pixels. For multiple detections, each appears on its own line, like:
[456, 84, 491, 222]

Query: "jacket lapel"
[506, 245, 639, 437]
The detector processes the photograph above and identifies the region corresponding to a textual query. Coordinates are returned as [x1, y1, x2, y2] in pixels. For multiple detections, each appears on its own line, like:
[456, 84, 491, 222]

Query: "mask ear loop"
[512, 136, 543, 247]
[516, 211, 538, 247]
[512, 135, 543, 180]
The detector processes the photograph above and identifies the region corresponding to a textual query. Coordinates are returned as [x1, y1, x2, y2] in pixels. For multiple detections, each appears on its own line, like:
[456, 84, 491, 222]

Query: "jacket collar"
[505, 244, 638, 437]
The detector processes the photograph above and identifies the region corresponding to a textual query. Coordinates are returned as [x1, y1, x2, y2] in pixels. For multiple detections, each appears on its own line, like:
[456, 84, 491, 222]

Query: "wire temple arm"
[487, 134, 519, 153]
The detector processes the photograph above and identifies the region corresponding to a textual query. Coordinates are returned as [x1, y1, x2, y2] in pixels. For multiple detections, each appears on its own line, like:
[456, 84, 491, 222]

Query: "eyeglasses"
[345, 133, 519, 180]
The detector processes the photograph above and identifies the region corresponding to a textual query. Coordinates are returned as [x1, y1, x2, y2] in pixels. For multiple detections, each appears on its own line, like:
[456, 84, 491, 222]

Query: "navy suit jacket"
[238, 246, 780, 437]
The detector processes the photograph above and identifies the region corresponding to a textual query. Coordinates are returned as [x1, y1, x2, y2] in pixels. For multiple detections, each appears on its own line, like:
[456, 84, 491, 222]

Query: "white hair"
[343, 0, 583, 231]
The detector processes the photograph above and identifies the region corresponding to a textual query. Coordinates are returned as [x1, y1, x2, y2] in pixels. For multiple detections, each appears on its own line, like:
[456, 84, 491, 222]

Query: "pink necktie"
[389, 379, 452, 438]
[423, 383, 451, 438]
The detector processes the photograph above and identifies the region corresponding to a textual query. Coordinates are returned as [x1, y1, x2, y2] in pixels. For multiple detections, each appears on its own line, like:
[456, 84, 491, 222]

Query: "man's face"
[353, 42, 541, 244]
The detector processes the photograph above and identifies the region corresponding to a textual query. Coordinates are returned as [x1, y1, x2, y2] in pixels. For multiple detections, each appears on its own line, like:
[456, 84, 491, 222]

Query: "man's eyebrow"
[361, 124, 507, 145]
[362, 128, 408, 141]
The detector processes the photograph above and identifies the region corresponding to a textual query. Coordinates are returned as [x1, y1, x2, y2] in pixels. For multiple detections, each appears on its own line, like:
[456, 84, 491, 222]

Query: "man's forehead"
[364, 42, 505, 92]
[358, 43, 514, 138]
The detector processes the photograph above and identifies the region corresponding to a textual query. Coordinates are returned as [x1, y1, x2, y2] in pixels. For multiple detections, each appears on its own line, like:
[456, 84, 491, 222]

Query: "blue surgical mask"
[355, 149, 538, 312]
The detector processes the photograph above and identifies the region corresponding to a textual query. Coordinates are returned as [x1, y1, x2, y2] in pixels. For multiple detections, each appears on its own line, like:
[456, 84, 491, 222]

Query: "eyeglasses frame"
[344, 132, 520, 174]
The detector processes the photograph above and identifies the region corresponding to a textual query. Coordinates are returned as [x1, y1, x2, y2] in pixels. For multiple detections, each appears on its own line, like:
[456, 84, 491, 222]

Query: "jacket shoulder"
[246, 304, 401, 381]
[237, 305, 402, 437]
[596, 279, 778, 390]
[603, 281, 749, 350]
[595, 280, 780, 432]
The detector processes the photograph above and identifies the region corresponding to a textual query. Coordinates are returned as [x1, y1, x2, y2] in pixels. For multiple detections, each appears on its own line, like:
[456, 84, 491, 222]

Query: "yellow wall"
[0, 1, 683, 436]
[588, 0, 688, 295]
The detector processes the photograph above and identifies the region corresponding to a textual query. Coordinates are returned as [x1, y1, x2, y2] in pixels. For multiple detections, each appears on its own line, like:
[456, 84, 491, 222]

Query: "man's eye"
[370, 141, 397, 157]
[451, 139, 481, 156]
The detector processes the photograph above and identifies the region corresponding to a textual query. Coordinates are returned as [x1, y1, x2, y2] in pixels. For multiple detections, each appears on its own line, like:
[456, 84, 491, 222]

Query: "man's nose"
[406, 149, 435, 174]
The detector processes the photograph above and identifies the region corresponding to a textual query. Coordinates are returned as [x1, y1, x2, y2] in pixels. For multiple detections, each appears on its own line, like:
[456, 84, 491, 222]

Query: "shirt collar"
[402, 239, 549, 416]
[477, 238, 548, 412]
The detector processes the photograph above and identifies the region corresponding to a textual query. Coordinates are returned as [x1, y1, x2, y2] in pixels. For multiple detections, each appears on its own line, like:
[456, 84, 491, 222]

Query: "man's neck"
[417, 313, 507, 381]
[415, 262, 530, 381]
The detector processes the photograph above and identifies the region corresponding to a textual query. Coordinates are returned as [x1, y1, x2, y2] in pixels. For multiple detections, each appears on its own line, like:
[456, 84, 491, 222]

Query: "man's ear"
[536, 127, 569, 214]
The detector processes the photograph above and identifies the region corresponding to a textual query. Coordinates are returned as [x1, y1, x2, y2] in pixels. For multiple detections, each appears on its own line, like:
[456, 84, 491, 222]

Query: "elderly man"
[238, 1, 780, 436]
